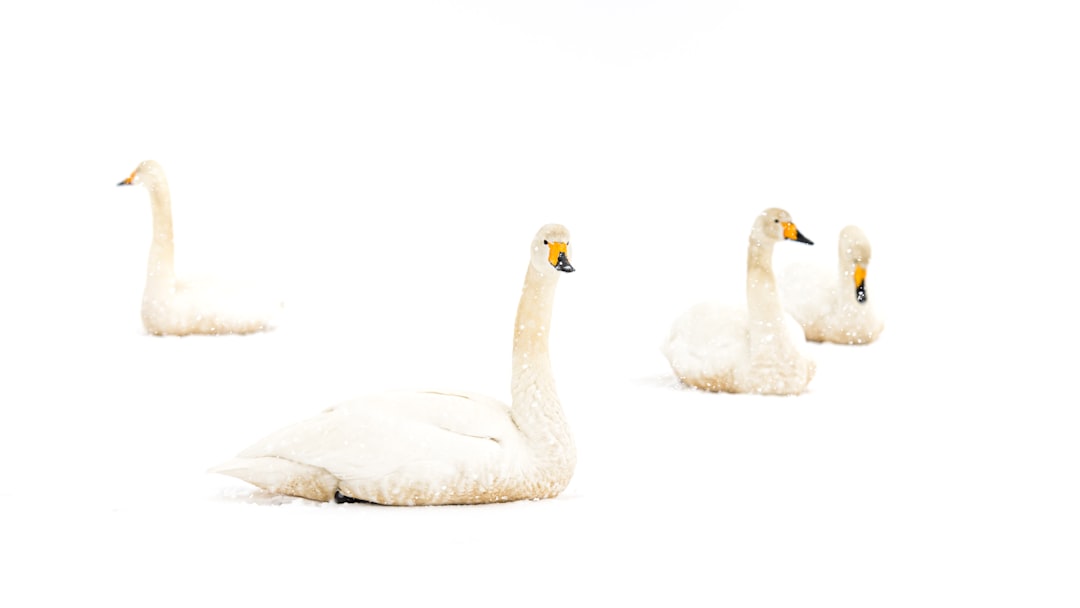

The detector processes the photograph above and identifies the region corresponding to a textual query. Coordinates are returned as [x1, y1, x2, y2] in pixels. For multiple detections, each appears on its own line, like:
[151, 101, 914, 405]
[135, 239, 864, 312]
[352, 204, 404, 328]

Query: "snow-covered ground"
[1, 1, 1077, 605]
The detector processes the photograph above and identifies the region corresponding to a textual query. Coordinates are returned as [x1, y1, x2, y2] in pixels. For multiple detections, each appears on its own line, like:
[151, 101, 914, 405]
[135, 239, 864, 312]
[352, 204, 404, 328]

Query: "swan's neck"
[746, 236, 782, 323]
[510, 266, 572, 455]
[145, 181, 176, 289]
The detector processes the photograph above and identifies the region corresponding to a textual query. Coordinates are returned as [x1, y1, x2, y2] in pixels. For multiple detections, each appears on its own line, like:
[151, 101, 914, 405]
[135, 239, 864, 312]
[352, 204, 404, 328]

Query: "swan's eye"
[774, 219, 779, 223]
[543, 240, 549, 245]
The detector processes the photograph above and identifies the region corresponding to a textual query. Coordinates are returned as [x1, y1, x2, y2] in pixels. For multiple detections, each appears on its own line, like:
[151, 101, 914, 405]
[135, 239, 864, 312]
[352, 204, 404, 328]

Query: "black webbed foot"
[334, 491, 368, 504]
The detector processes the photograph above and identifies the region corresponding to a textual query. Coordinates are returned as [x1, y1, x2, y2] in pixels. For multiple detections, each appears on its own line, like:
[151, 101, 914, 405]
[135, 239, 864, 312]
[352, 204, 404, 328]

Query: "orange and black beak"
[782, 222, 813, 245]
[117, 170, 136, 186]
[854, 265, 867, 303]
[547, 241, 575, 273]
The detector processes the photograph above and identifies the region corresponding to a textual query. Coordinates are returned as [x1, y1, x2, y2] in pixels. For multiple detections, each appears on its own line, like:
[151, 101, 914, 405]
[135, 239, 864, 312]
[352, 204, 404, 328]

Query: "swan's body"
[780, 225, 884, 344]
[118, 160, 281, 336]
[662, 208, 816, 395]
[211, 224, 577, 505]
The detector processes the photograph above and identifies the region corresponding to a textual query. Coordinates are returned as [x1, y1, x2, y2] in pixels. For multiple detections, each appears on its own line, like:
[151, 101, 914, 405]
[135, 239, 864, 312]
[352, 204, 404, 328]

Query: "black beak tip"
[856, 285, 867, 303]
[555, 251, 575, 273]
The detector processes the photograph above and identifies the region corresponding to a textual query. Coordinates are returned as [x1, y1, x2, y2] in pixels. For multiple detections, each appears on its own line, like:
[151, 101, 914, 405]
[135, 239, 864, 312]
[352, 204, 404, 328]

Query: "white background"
[1, 1, 1077, 605]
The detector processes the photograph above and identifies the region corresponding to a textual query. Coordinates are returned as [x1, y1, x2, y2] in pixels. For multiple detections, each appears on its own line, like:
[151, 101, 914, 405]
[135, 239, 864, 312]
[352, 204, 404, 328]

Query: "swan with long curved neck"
[117, 160, 281, 336]
[780, 225, 884, 344]
[211, 224, 577, 505]
[662, 208, 816, 395]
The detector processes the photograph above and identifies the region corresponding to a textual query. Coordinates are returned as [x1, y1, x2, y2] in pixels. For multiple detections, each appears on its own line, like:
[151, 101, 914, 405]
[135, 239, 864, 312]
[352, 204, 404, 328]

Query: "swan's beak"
[555, 251, 575, 273]
[117, 170, 136, 186]
[854, 265, 867, 303]
[782, 222, 813, 245]
[547, 241, 575, 273]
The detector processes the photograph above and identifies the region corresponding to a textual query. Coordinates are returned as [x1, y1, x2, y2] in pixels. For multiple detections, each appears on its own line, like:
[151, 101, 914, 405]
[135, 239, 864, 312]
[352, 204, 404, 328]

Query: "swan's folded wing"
[236, 390, 518, 483]
[664, 301, 748, 373]
[325, 389, 516, 440]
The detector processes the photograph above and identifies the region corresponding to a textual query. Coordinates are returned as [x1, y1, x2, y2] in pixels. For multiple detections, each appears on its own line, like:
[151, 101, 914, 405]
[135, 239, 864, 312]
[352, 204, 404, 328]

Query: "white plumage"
[211, 224, 577, 505]
[117, 160, 282, 336]
[663, 208, 816, 395]
[780, 225, 884, 345]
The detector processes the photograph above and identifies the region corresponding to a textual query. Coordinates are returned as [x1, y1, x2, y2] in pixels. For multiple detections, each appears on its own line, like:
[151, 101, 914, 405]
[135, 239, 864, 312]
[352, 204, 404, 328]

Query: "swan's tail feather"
[210, 457, 339, 502]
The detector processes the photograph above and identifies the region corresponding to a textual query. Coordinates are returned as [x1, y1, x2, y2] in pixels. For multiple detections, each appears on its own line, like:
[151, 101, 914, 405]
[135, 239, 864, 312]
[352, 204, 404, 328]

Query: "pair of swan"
[122, 159, 576, 506]
[118, 160, 281, 336]
[662, 209, 884, 396]
[212, 224, 578, 506]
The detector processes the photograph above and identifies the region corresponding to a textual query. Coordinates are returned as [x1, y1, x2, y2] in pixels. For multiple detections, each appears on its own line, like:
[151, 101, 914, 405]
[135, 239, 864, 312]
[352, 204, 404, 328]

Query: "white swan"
[211, 224, 577, 505]
[662, 208, 816, 395]
[780, 225, 884, 345]
[117, 160, 282, 336]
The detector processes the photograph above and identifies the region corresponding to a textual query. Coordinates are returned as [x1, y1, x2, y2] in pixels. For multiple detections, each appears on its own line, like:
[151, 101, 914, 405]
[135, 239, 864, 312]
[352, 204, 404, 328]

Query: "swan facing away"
[118, 160, 282, 336]
[662, 208, 816, 395]
[211, 224, 577, 506]
[780, 225, 884, 345]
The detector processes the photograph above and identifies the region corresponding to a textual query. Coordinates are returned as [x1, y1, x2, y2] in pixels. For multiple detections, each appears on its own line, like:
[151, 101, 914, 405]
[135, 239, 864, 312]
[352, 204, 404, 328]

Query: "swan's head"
[754, 208, 813, 246]
[530, 224, 575, 275]
[839, 225, 872, 303]
[117, 160, 167, 191]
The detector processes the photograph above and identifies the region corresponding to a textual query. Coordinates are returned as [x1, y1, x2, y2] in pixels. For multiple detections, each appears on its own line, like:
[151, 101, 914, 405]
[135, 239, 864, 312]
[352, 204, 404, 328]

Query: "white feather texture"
[780, 225, 884, 345]
[662, 208, 816, 395]
[211, 224, 577, 505]
[118, 160, 283, 336]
